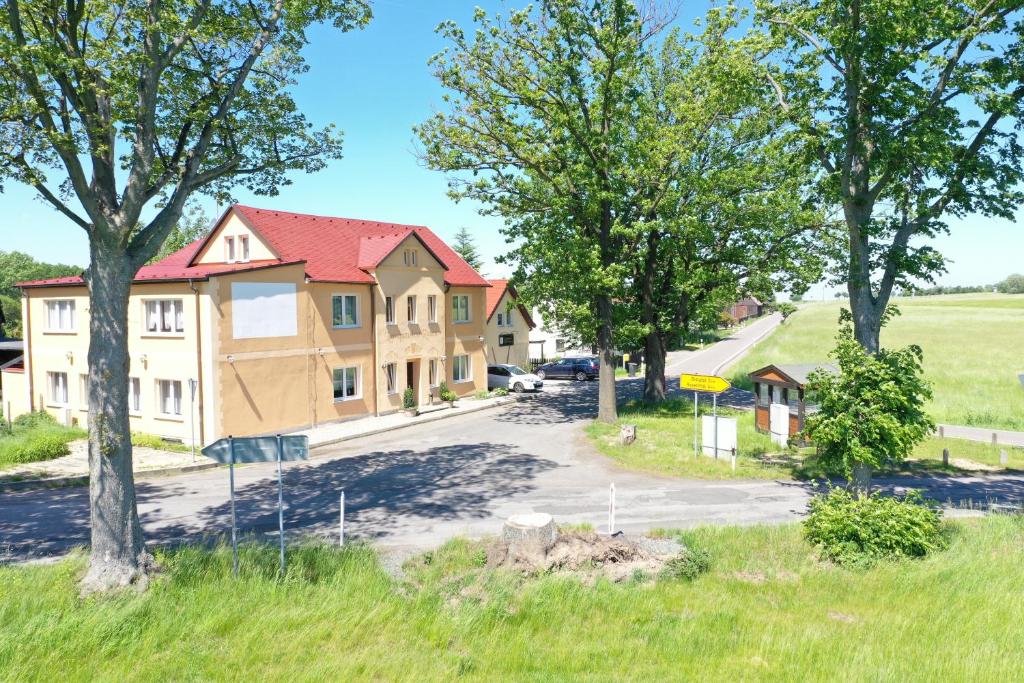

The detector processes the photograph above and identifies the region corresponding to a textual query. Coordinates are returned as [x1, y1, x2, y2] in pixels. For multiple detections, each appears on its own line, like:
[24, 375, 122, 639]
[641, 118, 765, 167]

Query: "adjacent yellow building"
[4, 205, 490, 444]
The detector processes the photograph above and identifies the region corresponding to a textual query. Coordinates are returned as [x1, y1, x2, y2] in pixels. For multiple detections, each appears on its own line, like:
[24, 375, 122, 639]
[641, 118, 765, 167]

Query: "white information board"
[231, 282, 298, 340]
[702, 415, 737, 458]
[769, 402, 790, 447]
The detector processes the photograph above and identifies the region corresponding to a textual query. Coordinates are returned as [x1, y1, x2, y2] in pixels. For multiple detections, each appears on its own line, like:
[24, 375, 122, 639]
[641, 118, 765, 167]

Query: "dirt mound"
[486, 531, 682, 583]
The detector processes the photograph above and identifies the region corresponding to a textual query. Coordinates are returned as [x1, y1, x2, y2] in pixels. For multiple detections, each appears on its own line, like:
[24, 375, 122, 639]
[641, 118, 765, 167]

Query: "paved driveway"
[3, 378, 1023, 562]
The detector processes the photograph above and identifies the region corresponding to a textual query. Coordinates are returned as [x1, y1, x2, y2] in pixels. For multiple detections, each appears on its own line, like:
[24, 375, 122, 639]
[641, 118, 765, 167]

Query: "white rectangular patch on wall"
[231, 282, 298, 339]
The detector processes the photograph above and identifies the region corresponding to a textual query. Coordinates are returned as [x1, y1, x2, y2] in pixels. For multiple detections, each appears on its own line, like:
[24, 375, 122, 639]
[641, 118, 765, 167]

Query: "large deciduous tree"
[0, 0, 370, 591]
[757, 0, 1024, 353]
[417, 1, 670, 424]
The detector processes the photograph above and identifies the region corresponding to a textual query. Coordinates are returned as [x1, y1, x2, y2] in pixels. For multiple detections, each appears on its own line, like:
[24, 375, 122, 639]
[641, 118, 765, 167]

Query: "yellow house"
[484, 280, 535, 370]
[5, 205, 490, 444]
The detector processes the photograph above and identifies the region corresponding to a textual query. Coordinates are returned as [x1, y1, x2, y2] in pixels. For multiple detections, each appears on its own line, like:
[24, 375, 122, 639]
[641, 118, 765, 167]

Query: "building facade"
[483, 280, 535, 369]
[4, 205, 490, 444]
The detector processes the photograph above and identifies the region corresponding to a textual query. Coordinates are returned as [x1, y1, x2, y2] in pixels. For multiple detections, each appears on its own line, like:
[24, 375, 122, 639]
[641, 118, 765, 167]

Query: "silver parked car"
[487, 364, 544, 392]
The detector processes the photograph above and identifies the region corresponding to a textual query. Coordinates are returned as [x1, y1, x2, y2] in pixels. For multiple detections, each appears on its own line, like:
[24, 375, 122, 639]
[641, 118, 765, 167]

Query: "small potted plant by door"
[439, 381, 457, 408]
[403, 387, 418, 416]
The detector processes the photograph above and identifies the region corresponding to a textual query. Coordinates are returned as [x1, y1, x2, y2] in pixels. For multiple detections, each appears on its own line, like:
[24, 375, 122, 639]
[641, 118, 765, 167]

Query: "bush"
[0, 431, 72, 465]
[660, 546, 712, 581]
[12, 411, 58, 430]
[803, 488, 946, 565]
[402, 386, 416, 410]
[474, 390, 491, 399]
[438, 382, 457, 402]
[493, 387, 509, 396]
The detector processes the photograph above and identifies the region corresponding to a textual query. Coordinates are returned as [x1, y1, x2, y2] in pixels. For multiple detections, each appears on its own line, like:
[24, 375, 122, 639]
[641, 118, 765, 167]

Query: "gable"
[193, 210, 279, 265]
[375, 233, 446, 271]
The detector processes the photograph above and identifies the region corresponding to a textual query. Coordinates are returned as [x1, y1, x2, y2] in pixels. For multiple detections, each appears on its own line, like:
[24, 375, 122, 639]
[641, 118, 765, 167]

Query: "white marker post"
[608, 483, 616, 535]
[228, 435, 238, 578]
[339, 490, 346, 547]
[713, 393, 719, 460]
[693, 391, 699, 458]
[275, 434, 286, 576]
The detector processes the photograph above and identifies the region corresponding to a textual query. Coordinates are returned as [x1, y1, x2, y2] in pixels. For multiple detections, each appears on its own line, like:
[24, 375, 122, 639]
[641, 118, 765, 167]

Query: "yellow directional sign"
[680, 373, 731, 393]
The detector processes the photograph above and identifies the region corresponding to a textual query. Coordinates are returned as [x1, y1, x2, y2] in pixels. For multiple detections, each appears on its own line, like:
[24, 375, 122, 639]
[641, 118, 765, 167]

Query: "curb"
[0, 461, 220, 494]
[308, 396, 517, 451]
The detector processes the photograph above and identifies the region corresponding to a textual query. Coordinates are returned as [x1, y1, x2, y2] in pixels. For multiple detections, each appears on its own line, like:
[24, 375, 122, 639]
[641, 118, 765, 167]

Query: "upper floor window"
[497, 310, 514, 328]
[452, 294, 470, 323]
[332, 294, 359, 328]
[45, 299, 76, 332]
[428, 295, 437, 323]
[407, 295, 417, 323]
[239, 236, 250, 262]
[225, 236, 236, 263]
[403, 249, 418, 266]
[145, 299, 184, 335]
[385, 296, 395, 324]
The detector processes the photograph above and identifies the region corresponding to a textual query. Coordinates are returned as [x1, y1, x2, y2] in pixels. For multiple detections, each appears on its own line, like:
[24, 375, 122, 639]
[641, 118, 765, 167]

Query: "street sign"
[680, 373, 731, 393]
[201, 435, 309, 577]
[201, 435, 309, 464]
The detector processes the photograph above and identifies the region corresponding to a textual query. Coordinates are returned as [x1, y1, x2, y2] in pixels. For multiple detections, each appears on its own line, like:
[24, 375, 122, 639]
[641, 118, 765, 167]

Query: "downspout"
[22, 289, 33, 411]
[189, 280, 205, 445]
[370, 281, 379, 416]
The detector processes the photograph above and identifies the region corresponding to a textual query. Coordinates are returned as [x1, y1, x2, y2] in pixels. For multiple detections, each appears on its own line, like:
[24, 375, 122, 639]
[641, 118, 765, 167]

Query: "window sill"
[46, 403, 69, 409]
[42, 330, 76, 335]
[141, 333, 186, 339]
[332, 324, 361, 330]
[453, 320, 471, 325]
[453, 378, 473, 384]
[155, 414, 185, 423]
[333, 395, 362, 403]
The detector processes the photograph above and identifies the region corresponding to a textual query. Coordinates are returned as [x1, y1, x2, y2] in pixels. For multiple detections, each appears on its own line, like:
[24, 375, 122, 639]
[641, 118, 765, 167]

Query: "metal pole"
[713, 393, 719, 460]
[339, 490, 345, 547]
[276, 434, 285, 576]
[229, 436, 238, 578]
[189, 379, 197, 462]
[693, 391, 699, 458]
[608, 482, 616, 535]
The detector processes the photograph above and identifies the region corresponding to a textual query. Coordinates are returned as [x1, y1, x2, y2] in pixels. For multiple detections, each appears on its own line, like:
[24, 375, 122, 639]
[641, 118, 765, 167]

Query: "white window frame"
[44, 299, 76, 333]
[332, 366, 361, 402]
[407, 295, 417, 323]
[453, 354, 472, 383]
[385, 362, 397, 395]
[129, 377, 142, 415]
[403, 249, 418, 266]
[427, 295, 437, 323]
[47, 371, 68, 406]
[499, 309, 514, 328]
[331, 293, 360, 329]
[429, 358, 438, 387]
[143, 299, 185, 336]
[156, 379, 183, 419]
[385, 296, 395, 325]
[239, 235, 250, 262]
[225, 236, 236, 263]
[79, 373, 89, 410]
[452, 294, 470, 323]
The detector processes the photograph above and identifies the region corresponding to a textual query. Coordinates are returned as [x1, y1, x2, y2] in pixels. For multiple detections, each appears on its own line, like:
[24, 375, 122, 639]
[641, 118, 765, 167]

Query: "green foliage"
[12, 410, 58, 430]
[438, 382, 457, 402]
[996, 274, 1024, 295]
[803, 488, 947, 565]
[0, 251, 81, 337]
[131, 432, 190, 453]
[451, 227, 483, 271]
[803, 311, 934, 476]
[0, 412, 84, 466]
[772, 301, 798, 321]
[660, 546, 712, 581]
[148, 204, 212, 264]
[402, 386, 416, 410]
[492, 387, 509, 397]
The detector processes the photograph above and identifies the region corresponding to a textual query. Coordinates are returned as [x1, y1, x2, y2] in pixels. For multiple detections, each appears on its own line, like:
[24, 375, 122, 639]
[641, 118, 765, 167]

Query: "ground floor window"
[157, 379, 182, 417]
[79, 374, 89, 410]
[453, 354, 471, 383]
[129, 377, 141, 414]
[385, 362, 397, 394]
[48, 371, 68, 405]
[333, 366, 360, 402]
[429, 358, 438, 387]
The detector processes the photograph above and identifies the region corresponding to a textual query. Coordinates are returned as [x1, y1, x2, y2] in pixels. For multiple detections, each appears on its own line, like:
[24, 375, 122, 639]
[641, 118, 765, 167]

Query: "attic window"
[403, 249, 417, 267]
[239, 236, 250, 262]
[225, 236, 236, 263]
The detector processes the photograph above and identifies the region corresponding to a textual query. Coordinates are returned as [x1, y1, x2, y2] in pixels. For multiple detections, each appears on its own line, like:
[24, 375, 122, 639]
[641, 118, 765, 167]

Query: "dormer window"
[239, 236, 250, 262]
[225, 236, 236, 263]
[403, 249, 417, 266]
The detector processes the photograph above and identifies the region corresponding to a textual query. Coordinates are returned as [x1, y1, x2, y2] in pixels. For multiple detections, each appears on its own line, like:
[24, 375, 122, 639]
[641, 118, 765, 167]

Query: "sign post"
[202, 434, 309, 578]
[680, 374, 732, 459]
[188, 379, 198, 462]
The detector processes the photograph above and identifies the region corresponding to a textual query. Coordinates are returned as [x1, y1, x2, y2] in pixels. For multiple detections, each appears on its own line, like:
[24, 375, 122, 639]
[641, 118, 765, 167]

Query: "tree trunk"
[851, 460, 872, 493]
[80, 237, 152, 593]
[595, 294, 618, 424]
[643, 330, 666, 402]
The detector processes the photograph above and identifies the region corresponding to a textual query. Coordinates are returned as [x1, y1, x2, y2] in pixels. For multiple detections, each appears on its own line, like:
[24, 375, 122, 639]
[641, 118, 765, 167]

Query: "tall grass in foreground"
[727, 294, 1024, 430]
[3, 518, 1023, 681]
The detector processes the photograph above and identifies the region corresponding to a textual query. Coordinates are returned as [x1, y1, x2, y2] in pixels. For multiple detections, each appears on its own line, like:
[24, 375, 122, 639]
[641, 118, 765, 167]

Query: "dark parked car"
[534, 356, 599, 381]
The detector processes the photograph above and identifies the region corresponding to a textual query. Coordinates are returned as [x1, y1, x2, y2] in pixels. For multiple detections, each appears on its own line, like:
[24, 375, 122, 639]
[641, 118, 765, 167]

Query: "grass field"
[2, 518, 1023, 681]
[726, 294, 1024, 430]
[587, 398, 1024, 479]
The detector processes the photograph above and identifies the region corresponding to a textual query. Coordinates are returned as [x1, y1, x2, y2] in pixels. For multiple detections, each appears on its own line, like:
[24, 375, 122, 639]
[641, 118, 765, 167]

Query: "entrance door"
[406, 361, 417, 404]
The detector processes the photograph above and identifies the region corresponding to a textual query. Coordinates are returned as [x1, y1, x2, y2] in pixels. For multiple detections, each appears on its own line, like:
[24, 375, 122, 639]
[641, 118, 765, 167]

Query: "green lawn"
[587, 398, 1023, 480]
[2, 518, 1023, 681]
[0, 413, 86, 469]
[726, 294, 1024, 430]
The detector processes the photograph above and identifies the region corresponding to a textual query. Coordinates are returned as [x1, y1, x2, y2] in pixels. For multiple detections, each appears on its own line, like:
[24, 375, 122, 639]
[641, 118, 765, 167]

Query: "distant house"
[527, 306, 591, 361]
[728, 296, 763, 324]
[484, 280, 535, 368]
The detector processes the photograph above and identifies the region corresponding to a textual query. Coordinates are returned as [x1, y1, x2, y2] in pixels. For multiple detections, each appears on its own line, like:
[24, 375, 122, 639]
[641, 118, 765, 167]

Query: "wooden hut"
[749, 363, 837, 441]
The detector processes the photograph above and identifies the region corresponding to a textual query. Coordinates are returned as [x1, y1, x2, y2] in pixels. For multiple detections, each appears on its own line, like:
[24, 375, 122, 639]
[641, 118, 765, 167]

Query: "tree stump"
[501, 513, 557, 554]
[619, 424, 637, 446]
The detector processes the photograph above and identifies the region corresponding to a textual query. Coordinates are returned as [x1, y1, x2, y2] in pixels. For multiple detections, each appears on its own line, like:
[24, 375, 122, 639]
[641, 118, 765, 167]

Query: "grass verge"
[2, 518, 1023, 680]
[0, 413, 86, 468]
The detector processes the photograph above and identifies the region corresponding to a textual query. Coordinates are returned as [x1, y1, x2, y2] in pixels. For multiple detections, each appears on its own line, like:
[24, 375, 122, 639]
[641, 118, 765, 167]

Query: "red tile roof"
[485, 279, 535, 328]
[17, 204, 490, 289]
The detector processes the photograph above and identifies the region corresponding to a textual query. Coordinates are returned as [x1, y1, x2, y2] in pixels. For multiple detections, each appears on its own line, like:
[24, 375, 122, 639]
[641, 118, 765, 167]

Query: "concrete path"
[3, 378, 1022, 563]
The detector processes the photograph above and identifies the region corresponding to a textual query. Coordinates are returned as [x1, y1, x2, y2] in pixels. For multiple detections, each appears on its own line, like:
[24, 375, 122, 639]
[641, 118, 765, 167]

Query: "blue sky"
[0, 0, 1020, 290]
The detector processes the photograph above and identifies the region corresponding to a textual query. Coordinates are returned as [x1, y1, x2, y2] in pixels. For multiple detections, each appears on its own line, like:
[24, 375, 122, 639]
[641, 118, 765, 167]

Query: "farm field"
[726, 294, 1024, 431]
[2, 518, 1023, 681]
